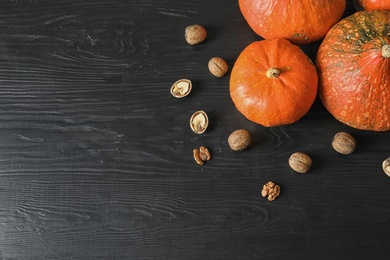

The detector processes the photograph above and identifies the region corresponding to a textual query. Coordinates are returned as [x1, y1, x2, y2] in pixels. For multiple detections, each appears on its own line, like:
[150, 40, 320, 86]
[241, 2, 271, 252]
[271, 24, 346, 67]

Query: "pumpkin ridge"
[359, 42, 390, 84]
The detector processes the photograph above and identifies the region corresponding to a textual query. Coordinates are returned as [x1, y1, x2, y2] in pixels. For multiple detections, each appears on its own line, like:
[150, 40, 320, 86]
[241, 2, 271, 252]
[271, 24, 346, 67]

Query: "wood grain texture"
[0, 0, 389, 259]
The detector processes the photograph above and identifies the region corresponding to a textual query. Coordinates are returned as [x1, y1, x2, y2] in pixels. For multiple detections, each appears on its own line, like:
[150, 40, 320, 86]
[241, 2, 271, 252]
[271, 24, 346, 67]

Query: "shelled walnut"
[261, 181, 281, 201]
[193, 146, 211, 165]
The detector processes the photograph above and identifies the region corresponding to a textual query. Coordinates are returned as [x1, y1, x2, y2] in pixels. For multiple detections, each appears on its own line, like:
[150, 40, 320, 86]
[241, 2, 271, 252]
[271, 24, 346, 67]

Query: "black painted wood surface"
[0, 0, 389, 259]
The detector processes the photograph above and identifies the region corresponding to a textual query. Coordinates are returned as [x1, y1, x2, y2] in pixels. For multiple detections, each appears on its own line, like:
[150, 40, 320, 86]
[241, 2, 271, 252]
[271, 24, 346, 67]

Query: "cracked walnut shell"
[190, 110, 209, 134]
[261, 181, 281, 201]
[382, 157, 390, 178]
[170, 79, 192, 98]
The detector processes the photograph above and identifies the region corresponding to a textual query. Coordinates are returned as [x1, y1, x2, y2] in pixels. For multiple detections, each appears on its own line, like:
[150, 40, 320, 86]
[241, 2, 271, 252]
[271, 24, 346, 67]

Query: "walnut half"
[261, 181, 281, 201]
[190, 111, 209, 134]
[170, 79, 192, 98]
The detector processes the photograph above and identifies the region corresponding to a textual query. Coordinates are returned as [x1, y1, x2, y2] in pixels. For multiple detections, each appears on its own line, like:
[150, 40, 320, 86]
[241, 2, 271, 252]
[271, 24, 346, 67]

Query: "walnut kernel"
[193, 149, 204, 165]
[289, 152, 312, 173]
[261, 181, 281, 201]
[228, 129, 251, 151]
[208, 57, 228, 77]
[199, 146, 211, 161]
[193, 146, 211, 165]
[332, 132, 356, 154]
[185, 24, 207, 45]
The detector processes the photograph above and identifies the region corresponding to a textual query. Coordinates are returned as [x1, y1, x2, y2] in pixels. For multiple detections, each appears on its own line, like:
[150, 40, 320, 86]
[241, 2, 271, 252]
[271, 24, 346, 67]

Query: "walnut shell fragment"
[190, 110, 209, 134]
[261, 181, 281, 201]
[170, 79, 192, 98]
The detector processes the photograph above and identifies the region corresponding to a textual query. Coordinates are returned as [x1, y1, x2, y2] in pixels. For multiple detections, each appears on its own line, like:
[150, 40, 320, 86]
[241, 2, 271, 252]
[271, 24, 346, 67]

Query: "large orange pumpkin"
[316, 10, 390, 131]
[230, 38, 318, 127]
[238, 0, 346, 45]
[357, 0, 390, 10]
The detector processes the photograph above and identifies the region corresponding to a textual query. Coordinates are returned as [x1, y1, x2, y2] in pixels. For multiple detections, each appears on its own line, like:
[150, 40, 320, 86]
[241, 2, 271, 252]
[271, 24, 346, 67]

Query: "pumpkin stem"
[382, 44, 390, 58]
[266, 68, 281, 79]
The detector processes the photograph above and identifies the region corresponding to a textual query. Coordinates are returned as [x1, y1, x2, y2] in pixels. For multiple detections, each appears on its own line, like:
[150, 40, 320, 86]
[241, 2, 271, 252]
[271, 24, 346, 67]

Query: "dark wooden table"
[0, 0, 389, 259]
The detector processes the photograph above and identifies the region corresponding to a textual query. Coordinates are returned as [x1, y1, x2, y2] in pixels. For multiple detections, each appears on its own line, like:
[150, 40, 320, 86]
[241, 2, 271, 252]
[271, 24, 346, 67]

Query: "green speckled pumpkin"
[316, 10, 390, 131]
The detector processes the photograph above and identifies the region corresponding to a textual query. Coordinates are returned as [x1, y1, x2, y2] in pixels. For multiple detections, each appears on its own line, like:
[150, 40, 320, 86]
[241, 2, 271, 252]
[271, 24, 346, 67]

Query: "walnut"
[228, 129, 252, 151]
[199, 146, 211, 161]
[261, 181, 281, 201]
[208, 57, 228, 77]
[190, 111, 209, 134]
[382, 157, 390, 178]
[184, 24, 207, 45]
[193, 149, 204, 165]
[289, 152, 312, 173]
[193, 146, 211, 165]
[170, 79, 192, 98]
[332, 132, 356, 154]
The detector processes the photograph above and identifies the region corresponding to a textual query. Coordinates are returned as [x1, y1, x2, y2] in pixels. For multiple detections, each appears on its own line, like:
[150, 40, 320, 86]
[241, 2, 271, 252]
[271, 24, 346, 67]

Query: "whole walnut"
[332, 132, 356, 154]
[289, 152, 312, 173]
[228, 129, 251, 151]
[184, 24, 207, 45]
[208, 57, 228, 77]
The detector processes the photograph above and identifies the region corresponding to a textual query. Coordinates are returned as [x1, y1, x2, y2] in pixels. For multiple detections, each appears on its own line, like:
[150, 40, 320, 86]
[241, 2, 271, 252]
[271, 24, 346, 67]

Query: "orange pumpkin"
[230, 38, 318, 127]
[238, 0, 346, 45]
[357, 0, 390, 10]
[316, 10, 390, 131]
